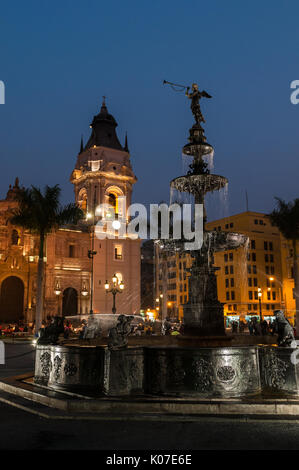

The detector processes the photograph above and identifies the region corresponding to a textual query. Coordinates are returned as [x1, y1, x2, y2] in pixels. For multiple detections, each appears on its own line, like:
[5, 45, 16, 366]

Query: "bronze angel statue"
[185, 83, 212, 125]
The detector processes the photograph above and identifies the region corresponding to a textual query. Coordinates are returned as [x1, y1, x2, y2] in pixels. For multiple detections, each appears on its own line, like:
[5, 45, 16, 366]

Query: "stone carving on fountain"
[163, 82, 249, 336]
[107, 314, 134, 350]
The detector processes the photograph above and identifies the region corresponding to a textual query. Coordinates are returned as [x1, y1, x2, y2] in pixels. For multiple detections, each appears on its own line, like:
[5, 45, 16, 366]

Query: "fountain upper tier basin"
[171, 174, 228, 195]
[182, 141, 214, 156]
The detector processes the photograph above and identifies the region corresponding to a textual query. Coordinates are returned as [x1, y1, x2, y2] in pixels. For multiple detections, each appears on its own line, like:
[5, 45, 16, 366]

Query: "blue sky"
[0, 0, 299, 219]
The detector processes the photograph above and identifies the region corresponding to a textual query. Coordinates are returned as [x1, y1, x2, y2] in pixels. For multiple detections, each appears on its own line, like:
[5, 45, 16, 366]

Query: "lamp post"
[258, 287, 262, 322]
[105, 274, 124, 314]
[54, 283, 62, 315]
[87, 189, 98, 315]
[155, 294, 163, 320]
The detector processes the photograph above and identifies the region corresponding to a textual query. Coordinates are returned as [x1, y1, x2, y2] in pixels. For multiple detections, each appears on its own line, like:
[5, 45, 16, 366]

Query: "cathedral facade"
[0, 100, 140, 323]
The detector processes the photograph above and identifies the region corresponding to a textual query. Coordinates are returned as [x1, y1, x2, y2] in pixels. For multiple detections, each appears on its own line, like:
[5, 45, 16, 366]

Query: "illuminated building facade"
[0, 100, 140, 323]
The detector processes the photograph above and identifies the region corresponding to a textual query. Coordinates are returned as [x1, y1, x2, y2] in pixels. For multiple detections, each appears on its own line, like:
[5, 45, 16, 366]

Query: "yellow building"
[155, 211, 296, 325]
[206, 211, 286, 325]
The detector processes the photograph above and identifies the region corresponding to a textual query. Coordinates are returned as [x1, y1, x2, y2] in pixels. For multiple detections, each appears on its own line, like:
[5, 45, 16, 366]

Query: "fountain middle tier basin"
[156, 231, 248, 253]
[171, 174, 228, 195]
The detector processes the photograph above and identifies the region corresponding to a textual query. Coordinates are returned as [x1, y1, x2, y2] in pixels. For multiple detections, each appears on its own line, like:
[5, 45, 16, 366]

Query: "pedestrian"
[261, 319, 268, 336]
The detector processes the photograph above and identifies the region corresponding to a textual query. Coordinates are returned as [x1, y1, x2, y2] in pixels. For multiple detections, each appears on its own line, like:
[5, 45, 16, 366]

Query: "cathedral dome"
[84, 99, 124, 151]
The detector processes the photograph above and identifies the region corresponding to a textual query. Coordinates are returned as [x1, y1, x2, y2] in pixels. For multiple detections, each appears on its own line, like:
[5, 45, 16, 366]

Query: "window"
[108, 193, 117, 210]
[248, 304, 252, 310]
[251, 240, 256, 249]
[253, 278, 258, 287]
[225, 278, 229, 288]
[226, 292, 230, 300]
[264, 241, 268, 250]
[266, 304, 270, 310]
[224, 254, 228, 262]
[231, 291, 235, 300]
[253, 265, 257, 274]
[269, 242, 273, 250]
[270, 254, 274, 263]
[230, 278, 234, 287]
[247, 265, 252, 274]
[69, 245, 75, 258]
[259, 220, 263, 225]
[265, 254, 269, 262]
[249, 291, 253, 300]
[11, 229, 19, 246]
[225, 266, 229, 275]
[229, 253, 233, 261]
[265, 266, 269, 274]
[230, 266, 234, 274]
[230, 223, 234, 228]
[114, 245, 123, 260]
[254, 291, 258, 300]
[267, 291, 271, 300]
[252, 253, 256, 262]
[248, 278, 252, 287]
[270, 266, 275, 274]
[272, 291, 276, 300]
[228, 304, 232, 311]
[254, 219, 258, 225]
[233, 304, 237, 310]
[225, 224, 229, 229]
[253, 304, 258, 311]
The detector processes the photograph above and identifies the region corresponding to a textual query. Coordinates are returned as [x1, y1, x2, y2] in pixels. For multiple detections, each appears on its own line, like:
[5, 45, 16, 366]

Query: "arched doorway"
[62, 288, 78, 316]
[0, 276, 24, 322]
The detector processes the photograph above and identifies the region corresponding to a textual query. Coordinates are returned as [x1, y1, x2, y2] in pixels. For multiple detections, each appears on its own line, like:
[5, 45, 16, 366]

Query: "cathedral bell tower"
[70, 98, 140, 316]
[71, 98, 136, 217]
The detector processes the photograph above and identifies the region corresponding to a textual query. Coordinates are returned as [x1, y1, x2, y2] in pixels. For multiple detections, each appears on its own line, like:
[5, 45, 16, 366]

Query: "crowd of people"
[229, 317, 296, 336]
[0, 315, 295, 339]
[0, 321, 33, 336]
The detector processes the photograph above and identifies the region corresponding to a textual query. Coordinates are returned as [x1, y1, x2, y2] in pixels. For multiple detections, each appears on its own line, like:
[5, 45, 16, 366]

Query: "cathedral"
[0, 100, 140, 323]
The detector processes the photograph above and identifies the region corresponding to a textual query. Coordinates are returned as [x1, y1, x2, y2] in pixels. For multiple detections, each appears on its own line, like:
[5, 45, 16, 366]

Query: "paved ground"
[1, 343, 299, 450]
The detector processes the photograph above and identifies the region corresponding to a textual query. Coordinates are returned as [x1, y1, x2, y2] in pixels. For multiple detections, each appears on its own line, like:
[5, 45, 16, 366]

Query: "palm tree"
[10, 184, 83, 332]
[269, 197, 299, 328]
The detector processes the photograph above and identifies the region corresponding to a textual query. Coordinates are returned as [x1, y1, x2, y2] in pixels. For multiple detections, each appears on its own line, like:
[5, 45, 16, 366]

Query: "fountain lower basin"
[34, 344, 266, 398]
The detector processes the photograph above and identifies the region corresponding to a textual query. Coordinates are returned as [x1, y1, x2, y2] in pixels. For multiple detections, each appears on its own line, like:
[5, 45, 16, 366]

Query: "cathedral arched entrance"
[62, 288, 78, 316]
[0, 276, 24, 323]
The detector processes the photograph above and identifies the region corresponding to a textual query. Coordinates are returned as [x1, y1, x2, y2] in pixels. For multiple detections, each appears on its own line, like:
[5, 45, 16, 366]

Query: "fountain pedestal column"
[183, 263, 225, 336]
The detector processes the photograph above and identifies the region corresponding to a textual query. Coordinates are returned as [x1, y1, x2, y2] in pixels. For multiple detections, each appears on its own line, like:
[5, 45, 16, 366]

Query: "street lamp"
[258, 287, 262, 322]
[105, 274, 124, 314]
[81, 285, 89, 297]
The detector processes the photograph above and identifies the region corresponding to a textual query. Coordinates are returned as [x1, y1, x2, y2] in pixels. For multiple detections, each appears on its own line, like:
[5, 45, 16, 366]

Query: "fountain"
[32, 83, 299, 400]
[164, 81, 248, 336]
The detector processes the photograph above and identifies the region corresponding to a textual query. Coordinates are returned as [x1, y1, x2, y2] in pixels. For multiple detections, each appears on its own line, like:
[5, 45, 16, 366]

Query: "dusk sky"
[0, 0, 299, 220]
